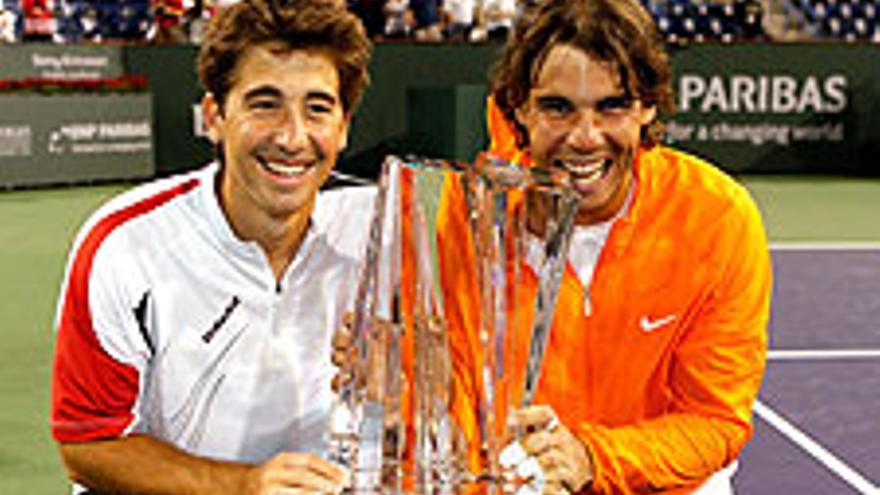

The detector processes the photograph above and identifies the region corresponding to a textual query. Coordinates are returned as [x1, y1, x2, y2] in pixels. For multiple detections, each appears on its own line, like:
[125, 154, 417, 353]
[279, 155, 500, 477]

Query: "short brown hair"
[197, 0, 371, 115]
[490, 0, 674, 146]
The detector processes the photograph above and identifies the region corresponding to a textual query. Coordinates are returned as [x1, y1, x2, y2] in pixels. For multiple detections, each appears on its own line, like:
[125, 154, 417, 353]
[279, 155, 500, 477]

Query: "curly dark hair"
[490, 0, 674, 147]
[197, 0, 371, 115]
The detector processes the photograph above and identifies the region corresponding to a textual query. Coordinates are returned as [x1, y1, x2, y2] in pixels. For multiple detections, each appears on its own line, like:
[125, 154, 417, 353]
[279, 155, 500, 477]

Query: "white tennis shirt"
[52, 162, 376, 465]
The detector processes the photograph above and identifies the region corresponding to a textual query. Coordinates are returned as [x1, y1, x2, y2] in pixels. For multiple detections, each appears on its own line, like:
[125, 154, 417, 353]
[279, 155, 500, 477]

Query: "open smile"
[257, 155, 315, 178]
[554, 158, 613, 187]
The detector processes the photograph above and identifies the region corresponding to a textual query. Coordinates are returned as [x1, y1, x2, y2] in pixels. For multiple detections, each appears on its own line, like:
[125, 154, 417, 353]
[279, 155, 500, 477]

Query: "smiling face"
[204, 43, 349, 224]
[516, 43, 656, 225]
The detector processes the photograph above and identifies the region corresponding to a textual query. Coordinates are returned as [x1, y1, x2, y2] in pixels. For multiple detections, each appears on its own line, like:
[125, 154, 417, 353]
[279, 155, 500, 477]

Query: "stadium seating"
[643, 0, 768, 44]
[2, 0, 879, 44]
[55, 0, 151, 42]
[0, 0, 153, 42]
[784, 0, 880, 41]
[640, 0, 879, 43]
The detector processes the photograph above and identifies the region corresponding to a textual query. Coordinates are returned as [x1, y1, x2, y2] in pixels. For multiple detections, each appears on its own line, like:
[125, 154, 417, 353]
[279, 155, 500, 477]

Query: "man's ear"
[337, 114, 351, 152]
[512, 104, 531, 149]
[514, 104, 528, 131]
[638, 104, 657, 127]
[202, 93, 223, 144]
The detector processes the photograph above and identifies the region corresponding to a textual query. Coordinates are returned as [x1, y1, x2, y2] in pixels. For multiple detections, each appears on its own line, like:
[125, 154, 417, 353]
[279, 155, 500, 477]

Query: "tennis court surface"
[734, 245, 880, 495]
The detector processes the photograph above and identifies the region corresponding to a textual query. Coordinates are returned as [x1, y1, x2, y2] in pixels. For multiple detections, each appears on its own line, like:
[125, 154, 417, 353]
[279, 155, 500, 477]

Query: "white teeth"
[263, 160, 306, 177]
[564, 161, 603, 175]
[559, 159, 607, 187]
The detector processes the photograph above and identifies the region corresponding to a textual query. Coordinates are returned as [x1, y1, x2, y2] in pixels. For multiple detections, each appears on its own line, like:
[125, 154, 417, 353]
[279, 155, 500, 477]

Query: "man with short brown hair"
[50, 1, 373, 493]
[483, 0, 771, 493]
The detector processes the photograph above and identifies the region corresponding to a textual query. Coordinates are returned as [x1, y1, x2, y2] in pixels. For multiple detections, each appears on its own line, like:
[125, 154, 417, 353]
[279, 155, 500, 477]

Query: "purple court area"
[733, 247, 880, 495]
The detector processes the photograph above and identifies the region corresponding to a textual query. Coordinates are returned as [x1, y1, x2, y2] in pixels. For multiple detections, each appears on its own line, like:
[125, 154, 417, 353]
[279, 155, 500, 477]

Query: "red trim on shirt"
[51, 178, 199, 443]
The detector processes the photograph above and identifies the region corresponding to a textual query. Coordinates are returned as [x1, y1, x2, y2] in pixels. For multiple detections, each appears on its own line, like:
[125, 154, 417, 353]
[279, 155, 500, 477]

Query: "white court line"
[761, 242, 880, 492]
[754, 400, 880, 495]
[768, 349, 880, 360]
[770, 242, 880, 251]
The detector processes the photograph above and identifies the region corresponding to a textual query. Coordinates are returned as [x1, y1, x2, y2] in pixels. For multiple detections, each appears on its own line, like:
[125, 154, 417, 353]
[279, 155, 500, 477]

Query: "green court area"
[0, 184, 124, 494]
[740, 176, 880, 243]
[0, 176, 877, 494]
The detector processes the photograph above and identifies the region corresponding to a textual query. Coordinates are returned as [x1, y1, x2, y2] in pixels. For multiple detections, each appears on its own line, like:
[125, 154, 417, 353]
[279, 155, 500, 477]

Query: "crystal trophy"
[328, 153, 579, 495]
[465, 153, 579, 493]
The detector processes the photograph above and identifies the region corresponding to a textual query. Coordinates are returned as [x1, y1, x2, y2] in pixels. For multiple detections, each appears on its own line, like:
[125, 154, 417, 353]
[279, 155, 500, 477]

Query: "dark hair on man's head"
[490, 0, 674, 146]
[197, 0, 371, 115]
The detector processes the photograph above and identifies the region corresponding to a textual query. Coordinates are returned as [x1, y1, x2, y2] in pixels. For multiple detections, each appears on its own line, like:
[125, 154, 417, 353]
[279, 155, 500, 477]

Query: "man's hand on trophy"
[330, 312, 390, 402]
[502, 405, 594, 494]
[244, 451, 350, 495]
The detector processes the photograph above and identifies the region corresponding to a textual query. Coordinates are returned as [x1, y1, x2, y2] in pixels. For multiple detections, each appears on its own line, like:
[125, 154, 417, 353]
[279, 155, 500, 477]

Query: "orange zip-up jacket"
[432, 102, 772, 494]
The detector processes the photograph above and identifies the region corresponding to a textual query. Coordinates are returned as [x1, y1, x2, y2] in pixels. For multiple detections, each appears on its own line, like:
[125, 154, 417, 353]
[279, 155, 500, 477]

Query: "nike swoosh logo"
[640, 314, 677, 332]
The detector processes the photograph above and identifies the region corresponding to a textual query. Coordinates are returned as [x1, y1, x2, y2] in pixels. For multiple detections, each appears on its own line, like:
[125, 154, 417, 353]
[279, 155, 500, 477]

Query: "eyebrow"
[241, 86, 339, 106]
[535, 95, 572, 105]
[534, 93, 634, 109]
[306, 90, 339, 106]
[242, 85, 283, 102]
[597, 94, 635, 107]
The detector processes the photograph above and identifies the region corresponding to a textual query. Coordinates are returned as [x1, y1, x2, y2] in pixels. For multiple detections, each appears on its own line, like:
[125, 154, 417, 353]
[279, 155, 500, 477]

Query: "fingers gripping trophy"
[328, 153, 579, 495]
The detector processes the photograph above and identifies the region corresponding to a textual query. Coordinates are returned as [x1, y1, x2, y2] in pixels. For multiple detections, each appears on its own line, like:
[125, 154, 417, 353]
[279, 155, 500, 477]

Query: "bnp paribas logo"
[47, 123, 97, 155]
[47, 121, 152, 155]
[0, 125, 32, 157]
[48, 129, 68, 154]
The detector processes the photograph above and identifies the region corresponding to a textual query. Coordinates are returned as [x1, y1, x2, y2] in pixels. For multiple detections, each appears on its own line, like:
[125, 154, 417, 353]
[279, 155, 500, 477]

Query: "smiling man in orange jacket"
[436, 0, 772, 493]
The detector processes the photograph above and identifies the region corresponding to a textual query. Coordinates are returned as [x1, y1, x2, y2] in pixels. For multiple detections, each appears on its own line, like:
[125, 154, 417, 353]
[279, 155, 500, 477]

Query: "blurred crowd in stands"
[0, 0, 878, 44]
